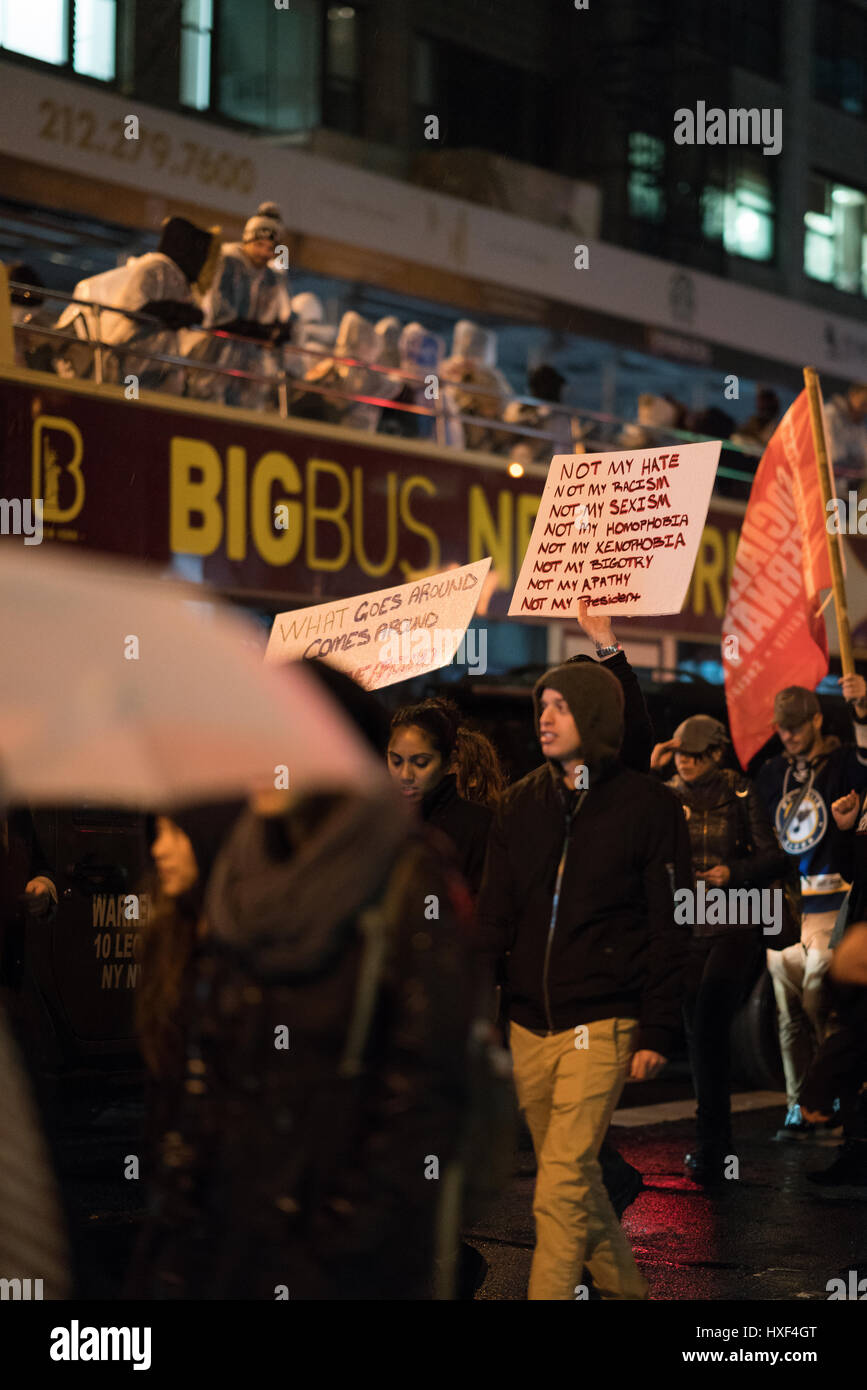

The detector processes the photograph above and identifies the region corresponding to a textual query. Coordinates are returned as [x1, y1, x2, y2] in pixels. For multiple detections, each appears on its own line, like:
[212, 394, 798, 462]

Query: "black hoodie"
[477, 661, 691, 1055]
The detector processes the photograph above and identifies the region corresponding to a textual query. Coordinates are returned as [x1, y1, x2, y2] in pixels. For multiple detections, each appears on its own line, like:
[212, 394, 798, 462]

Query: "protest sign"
[265, 557, 492, 689]
[509, 441, 721, 618]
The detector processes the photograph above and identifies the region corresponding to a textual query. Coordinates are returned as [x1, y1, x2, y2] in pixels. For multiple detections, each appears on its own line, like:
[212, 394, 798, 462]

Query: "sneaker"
[773, 1104, 815, 1141]
[807, 1141, 867, 1190]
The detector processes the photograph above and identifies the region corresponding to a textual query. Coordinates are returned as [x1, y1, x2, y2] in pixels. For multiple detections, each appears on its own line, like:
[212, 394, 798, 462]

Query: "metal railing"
[9, 280, 761, 485]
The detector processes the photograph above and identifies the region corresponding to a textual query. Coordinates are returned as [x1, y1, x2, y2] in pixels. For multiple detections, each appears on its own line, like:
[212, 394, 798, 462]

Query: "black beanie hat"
[532, 661, 624, 775]
[157, 216, 217, 286]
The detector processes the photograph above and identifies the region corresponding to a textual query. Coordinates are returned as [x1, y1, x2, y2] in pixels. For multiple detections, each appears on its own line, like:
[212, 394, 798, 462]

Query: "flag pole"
[803, 365, 854, 677]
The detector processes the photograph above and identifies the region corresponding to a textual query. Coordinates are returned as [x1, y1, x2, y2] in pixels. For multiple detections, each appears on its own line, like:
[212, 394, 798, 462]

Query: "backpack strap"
[336, 839, 471, 1300]
[337, 843, 419, 1079]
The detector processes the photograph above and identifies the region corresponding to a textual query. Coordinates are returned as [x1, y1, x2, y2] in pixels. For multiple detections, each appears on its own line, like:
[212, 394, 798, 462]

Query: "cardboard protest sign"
[509, 441, 721, 618]
[265, 557, 492, 690]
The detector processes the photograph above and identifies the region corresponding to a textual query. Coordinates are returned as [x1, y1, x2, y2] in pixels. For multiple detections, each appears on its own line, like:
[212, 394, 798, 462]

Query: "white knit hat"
[242, 201, 283, 244]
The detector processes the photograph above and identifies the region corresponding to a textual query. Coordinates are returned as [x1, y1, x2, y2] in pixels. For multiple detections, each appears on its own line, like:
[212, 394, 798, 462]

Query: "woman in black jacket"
[387, 698, 493, 897]
[652, 715, 787, 1184]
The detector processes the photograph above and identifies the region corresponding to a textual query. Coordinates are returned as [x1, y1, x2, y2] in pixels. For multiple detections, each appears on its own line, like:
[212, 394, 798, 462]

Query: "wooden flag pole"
[803, 365, 854, 676]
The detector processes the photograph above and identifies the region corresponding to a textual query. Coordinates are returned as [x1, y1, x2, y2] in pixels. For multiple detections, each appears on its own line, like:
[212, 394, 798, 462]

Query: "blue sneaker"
[774, 1104, 815, 1141]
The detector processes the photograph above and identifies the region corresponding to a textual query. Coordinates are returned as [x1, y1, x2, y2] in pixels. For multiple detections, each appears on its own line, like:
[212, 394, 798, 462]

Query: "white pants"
[766, 910, 836, 1108]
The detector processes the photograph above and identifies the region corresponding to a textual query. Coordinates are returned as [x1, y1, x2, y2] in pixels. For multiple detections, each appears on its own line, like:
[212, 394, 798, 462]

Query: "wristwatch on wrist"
[594, 642, 622, 659]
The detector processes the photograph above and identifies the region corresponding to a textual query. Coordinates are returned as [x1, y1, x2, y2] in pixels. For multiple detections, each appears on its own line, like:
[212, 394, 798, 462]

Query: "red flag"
[723, 390, 832, 767]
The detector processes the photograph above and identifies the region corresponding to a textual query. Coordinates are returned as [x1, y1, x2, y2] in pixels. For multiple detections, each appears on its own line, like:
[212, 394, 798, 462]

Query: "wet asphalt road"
[467, 1098, 867, 1301]
[47, 1076, 867, 1302]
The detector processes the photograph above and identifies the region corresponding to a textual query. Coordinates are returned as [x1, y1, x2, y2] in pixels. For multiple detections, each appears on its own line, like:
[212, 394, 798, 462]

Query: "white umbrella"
[0, 545, 383, 808]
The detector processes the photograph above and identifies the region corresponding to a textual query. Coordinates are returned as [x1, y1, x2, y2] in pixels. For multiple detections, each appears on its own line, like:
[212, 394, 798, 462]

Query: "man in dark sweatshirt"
[477, 658, 691, 1300]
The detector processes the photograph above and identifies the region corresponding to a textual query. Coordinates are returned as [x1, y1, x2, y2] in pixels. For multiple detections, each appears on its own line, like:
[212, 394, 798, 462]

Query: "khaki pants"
[510, 1017, 647, 1301]
[766, 910, 836, 1109]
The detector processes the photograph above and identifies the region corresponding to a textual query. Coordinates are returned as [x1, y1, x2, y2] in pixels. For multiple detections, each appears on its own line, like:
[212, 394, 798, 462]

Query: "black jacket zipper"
[541, 789, 587, 1034]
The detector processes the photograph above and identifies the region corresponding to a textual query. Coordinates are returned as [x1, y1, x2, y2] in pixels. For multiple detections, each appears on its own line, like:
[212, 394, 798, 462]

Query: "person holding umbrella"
[133, 662, 508, 1300]
[0, 546, 390, 1302]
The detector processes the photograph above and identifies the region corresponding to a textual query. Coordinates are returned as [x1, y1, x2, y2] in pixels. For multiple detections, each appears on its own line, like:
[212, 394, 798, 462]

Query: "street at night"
[41, 1068, 866, 1309]
[2, 0, 867, 1368]
[473, 1090, 867, 1303]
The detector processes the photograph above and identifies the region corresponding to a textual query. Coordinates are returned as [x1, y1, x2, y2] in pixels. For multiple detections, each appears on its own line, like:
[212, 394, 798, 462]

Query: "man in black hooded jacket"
[477, 657, 691, 1300]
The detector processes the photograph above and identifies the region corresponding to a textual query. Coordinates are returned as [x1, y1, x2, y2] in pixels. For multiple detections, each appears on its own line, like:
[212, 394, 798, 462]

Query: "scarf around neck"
[204, 788, 411, 979]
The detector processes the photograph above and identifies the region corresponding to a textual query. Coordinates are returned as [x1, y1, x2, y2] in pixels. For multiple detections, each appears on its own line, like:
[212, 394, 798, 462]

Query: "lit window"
[181, 0, 213, 111]
[0, 0, 117, 80]
[327, 6, 358, 81]
[701, 186, 725, 241]
[702, 161, 774, 262]
[804, 176, 867, 295]
[628, 132, 665, 223]
[217, 0, 319, 131]
[0, 0, 68, 65]
[73, 0, 116, 81]
[724, 169, 774, 260]
[804, 212, 834, 282]
[325, 4, 362, 134]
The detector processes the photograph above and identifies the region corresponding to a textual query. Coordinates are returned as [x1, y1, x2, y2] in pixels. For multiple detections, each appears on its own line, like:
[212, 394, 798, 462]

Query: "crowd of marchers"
[2, 602, 867, 1300]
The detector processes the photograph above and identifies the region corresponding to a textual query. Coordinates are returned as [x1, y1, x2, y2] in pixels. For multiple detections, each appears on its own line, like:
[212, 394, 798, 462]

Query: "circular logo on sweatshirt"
[775, 788, 827, 855]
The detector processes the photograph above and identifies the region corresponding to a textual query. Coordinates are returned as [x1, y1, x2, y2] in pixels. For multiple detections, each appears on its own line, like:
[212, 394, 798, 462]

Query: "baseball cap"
[773, 686, 821, 730]
[673, 715, 729, 754]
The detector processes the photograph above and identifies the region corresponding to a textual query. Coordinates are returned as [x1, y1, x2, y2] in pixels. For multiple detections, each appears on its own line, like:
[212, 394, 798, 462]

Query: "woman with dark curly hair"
[387, 698, 493, 896]
[451, 726, 508, 809]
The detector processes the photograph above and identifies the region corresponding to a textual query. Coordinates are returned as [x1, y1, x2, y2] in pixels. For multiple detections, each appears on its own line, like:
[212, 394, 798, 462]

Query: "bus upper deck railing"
[6, 279, 761, 487]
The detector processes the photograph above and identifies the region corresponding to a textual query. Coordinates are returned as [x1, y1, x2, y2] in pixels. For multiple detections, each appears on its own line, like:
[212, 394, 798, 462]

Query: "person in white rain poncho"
[184, 202, 293, 409]
[54, 217, 219, 393]
[392, 321, 444, 439]
[285, 292, 337, 380]
[440, 320, 513, 452]
[293, 310, 383, 429]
